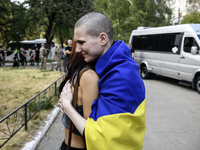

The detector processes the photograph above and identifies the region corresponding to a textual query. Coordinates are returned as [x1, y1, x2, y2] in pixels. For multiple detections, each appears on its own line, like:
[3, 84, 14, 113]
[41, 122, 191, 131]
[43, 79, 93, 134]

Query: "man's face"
[75, 25, 104, 63]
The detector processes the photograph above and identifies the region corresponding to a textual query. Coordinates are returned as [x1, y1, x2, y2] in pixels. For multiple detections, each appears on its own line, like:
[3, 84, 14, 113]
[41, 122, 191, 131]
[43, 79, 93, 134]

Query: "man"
[128, 43, 135, 59]
[59, 12, 146, 150]
[14, 47, 19, 60]
[35, 47, 40, 67]
[19, 47, 23, 66]
[63, 39, 72, 73]
[0, 47, 5, 66]
[54, 45, 62, 72]
[20, 48, 26, 66]
[29, 48, 34, 65]
[40, 44, 47, 70]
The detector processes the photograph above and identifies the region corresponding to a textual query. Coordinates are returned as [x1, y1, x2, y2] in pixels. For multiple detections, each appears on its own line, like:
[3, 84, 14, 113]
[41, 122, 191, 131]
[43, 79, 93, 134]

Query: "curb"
[22, 107, 60, 150]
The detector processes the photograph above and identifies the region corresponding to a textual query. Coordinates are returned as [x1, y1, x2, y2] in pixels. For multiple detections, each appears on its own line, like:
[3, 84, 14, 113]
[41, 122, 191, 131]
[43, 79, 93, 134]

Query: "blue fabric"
[89, 40, 146, 121]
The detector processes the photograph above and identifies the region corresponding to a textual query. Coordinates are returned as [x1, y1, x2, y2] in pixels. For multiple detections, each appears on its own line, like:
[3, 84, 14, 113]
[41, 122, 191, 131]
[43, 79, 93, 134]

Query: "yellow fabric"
[85, 99, 146, 150]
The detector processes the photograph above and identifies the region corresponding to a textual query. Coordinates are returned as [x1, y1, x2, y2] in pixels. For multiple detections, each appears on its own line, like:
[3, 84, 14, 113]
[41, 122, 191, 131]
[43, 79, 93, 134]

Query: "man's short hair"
[75, 12, 113, 42]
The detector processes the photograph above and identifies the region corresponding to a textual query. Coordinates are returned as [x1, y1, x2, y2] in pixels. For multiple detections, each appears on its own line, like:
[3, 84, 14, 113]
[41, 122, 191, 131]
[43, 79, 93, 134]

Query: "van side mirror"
[191, 46, 198, 55]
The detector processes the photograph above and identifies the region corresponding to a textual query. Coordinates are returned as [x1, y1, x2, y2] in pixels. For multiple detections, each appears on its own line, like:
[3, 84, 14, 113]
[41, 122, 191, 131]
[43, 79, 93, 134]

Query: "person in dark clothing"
[35, 47, 40, 67]
[24, 48, 27, 65]
[63, 39, 72, 73]
[20, 48, 26, 66]
[29, 48, 34, 65]
[0, 48, 5, 66]
[19, 47, 23, 66]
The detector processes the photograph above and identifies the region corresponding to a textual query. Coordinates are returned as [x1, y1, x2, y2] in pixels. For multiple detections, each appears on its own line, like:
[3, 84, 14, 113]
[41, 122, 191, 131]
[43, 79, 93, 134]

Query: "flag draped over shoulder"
[85, 40, 146, 150]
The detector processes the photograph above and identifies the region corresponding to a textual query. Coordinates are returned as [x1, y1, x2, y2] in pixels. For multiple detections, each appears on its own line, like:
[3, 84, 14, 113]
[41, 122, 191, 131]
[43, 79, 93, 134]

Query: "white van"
[129, 24, 200, 94]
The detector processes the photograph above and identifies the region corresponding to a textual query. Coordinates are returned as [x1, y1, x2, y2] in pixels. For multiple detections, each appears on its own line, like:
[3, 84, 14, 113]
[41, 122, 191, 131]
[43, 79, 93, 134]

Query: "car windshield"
[198, 35, 200, 40]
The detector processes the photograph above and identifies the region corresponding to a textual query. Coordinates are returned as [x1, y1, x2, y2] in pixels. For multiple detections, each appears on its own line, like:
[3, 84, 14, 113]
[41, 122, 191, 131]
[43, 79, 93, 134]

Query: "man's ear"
[99, 32, 108, 46]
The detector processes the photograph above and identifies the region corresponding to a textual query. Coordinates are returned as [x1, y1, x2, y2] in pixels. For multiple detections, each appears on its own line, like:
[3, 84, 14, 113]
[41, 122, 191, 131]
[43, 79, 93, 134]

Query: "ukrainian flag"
[85, 41, 146, 150]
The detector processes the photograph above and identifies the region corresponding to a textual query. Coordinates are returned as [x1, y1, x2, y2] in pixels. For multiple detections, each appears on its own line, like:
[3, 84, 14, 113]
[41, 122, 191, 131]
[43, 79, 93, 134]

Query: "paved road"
[143, 76, 200, 150]
[36, 76, 200, 150]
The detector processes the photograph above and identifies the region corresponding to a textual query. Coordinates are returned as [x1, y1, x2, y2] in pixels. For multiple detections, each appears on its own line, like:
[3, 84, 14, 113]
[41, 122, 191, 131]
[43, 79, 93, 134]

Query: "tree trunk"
[45, 13, 56, 56]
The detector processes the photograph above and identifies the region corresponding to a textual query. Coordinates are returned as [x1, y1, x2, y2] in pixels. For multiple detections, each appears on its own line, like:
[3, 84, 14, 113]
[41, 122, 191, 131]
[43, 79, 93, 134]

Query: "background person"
[29, 48, 34, 65]
[59, 11, 146, 150]
[24, 48, 27, 65]
[128, 43, 135, 59]
[0, 48, 5, 66]
[35, 47, 40, 67]
[19, 47, 23, 66]
[20, 48, 26, 66]
[58, 37, 99, 150]
[54, 45, 62, 72]
[40, 44, 47, 70]
[63, 39, 72, 73]
[14, 47, 19, 60]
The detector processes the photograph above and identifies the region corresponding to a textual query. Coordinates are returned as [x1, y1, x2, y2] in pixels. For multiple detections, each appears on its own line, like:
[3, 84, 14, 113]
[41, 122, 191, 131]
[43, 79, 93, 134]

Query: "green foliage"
[0, 0, 28, 48]
[181, 11, 200, 24]
[93, 0, 172, 43]
[0, 0, 93, 49]
[24, 0, 94, 49]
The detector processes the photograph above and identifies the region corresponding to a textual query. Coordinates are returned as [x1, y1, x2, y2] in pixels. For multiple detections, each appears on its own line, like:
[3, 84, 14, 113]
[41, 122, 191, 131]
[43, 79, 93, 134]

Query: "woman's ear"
[99, 32, 108, 46]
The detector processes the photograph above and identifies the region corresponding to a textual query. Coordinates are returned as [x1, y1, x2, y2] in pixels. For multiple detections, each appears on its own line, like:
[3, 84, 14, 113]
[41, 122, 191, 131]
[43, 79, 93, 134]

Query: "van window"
[184, 37, 199, 53]
[159, 33, 178, 53]
[132, 33, 182, 53]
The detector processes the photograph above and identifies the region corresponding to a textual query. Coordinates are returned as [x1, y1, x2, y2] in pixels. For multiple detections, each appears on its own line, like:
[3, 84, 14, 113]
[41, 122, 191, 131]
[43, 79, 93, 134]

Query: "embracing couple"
[58, 12, 146, 150]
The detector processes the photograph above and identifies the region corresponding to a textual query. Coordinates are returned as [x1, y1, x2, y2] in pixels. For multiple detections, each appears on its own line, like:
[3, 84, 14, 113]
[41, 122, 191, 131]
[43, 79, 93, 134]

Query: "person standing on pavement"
[59, 11, 146, 150]
[0, 48, 5, 66]
[58, 37, 99, 150]
[29, 48, 34, 65]
[63, 39, 72, 73]
[23, 48, 27, 65]
[20, 48, 26, 66]
[128, 43, 135, 59]
[19, 47, 24, 66]
[35, 47, 40, 67]
[54, 45, 62, 72]
[40, 44, 47, 70]
[14, 47, 19, 60]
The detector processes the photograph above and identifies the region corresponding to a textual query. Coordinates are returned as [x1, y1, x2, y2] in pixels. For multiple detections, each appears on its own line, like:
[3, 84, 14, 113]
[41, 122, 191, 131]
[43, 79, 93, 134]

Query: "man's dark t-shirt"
[65, 46, 72, 59]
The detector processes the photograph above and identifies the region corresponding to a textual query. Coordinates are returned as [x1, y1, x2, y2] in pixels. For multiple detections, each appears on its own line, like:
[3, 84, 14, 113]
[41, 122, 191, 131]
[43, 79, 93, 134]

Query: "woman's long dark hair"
[59, 36, 85, 93]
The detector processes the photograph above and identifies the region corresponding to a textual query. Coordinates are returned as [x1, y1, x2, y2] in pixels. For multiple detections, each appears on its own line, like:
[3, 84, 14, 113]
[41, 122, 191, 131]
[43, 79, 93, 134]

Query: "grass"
[0, 67, 64, 150]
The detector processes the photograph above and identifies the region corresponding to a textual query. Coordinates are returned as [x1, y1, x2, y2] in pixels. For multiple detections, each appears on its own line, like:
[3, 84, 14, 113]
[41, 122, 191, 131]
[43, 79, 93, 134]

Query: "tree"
[181, 11, 200, 24]
[0, 0, 27, 48]
[0, 0, 11, 46]
[181, 0, 200, 24]
[25, 0, 93, 51]
[187, 0, 200, 12]
[93, 0, 171, 43]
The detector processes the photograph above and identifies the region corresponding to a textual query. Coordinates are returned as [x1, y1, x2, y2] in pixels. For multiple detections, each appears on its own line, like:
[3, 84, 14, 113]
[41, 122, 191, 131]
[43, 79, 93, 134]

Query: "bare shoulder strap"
[67, 68, 89, 150]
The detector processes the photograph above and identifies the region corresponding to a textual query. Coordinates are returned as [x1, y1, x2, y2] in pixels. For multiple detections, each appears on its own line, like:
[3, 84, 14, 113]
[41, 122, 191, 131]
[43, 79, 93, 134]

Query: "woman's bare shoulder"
[80, 69, 99, 85]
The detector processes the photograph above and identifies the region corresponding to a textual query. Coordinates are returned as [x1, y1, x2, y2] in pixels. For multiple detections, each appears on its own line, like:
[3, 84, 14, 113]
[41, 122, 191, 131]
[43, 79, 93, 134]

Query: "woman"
[58, 37, 99, 150]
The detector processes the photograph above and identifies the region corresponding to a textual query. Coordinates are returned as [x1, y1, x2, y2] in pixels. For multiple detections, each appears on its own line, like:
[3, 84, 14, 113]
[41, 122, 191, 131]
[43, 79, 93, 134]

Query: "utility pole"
[178, 8, 181, 24]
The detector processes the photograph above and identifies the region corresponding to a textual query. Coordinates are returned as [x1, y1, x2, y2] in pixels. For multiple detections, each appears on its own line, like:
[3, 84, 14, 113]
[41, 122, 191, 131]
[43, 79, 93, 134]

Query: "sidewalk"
[35, 111, 65, 150]
[4, 62, 58, 70]
[21, 107, 65, 150]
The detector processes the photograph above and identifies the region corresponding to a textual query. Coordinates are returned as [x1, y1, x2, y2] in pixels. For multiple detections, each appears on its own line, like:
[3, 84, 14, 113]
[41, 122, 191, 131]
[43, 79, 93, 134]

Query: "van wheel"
[141, 66, 150, 79]
[196, 76, 200, 94]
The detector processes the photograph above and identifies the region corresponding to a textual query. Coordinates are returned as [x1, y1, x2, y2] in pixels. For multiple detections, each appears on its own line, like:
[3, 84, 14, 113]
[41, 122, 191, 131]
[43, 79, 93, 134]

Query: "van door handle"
[180, 56, 185, 59]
